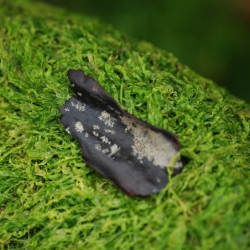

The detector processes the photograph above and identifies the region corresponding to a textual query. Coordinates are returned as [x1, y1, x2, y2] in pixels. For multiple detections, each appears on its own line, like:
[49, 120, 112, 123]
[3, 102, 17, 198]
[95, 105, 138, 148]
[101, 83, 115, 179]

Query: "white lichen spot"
[98, 111, 116, 127]
[156, 177, 161, 183]
[108, 105, 114, 111]
[100, 136, 111, 144]
[102, 148, 110, 154]
[65, 107, 70, 112]
[93, 131, 99, 137]
[100, 111, 110, 119]
[109, 144, 120, 157]
[77, 92, 82, 96]
[95, 144, 102, 151]
[85, 132, 88, 138]
[152, 188, 157, 193]
[174, 160, 183, 169]
[104, 129, 116, 134]
[93, 124, 100, 130]
[75, 121, 84, 133]
[71, 84, 75, 87]
[120, 115, 181, 170]
[75, 102, 85, 111]
[66, 127, 71, 134]
[71, 101, 75, 106]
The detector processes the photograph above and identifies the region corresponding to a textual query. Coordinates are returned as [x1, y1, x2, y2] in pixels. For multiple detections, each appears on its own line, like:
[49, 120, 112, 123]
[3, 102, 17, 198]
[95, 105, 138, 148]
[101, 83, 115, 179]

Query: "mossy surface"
[0, 0, 250, 249]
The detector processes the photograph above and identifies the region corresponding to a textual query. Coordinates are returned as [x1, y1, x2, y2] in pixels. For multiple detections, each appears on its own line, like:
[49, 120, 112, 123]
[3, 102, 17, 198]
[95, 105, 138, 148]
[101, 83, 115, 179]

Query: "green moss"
[0, 0, 249, 249]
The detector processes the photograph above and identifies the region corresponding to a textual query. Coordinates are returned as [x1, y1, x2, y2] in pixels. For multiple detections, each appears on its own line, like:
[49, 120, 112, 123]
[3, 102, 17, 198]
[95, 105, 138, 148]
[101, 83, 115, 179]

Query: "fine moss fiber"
[0, 0, 250, 249]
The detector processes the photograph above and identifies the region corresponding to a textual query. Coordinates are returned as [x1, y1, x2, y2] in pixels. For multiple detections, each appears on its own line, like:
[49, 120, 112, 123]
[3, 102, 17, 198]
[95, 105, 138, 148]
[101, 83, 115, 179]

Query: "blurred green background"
[41, 0, 250, 103]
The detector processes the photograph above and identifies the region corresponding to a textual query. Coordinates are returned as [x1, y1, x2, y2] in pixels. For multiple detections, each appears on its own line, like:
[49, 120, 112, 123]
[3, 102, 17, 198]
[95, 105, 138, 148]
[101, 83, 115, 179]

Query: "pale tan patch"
[120, 116, 179, 169]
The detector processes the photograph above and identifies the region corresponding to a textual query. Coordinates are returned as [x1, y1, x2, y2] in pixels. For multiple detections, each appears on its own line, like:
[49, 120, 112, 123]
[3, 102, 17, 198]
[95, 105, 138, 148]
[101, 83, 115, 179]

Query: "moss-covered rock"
[0, 0, 249, 249]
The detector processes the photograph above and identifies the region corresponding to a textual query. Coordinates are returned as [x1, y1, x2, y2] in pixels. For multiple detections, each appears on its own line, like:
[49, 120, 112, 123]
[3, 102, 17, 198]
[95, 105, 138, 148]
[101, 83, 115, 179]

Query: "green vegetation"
[43, 0, 250, 103]
[0, 0, 249, 249]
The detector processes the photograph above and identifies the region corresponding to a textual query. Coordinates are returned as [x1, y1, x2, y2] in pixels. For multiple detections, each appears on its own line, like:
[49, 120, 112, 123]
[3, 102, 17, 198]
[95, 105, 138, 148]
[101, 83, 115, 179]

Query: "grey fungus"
[59, 69, 183, 197]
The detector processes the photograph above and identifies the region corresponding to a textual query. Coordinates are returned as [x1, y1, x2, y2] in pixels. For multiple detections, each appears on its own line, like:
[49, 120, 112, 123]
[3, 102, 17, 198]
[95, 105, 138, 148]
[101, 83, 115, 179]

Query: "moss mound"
[0, 0, 249, 249]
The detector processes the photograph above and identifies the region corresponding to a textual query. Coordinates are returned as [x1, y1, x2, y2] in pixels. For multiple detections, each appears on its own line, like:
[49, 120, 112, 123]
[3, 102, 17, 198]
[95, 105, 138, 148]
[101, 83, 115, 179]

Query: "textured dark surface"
[60, 69, 182, 196]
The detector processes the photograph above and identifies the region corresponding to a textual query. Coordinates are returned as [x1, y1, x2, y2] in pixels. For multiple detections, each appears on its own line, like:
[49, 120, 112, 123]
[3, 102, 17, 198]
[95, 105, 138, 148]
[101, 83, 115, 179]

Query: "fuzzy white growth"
[85, 132, 88, 137]
[75, 102, 85, 111]
[65, 107, 70, 112]
[93, 131, 99, 137]
[104, 129, 116, 134]
[75, 121, 84, 133]
[175, 161, 183, 169]
[77, 92, 82, 96]
[66, 127, 71, 134]
[102, 148, 110, 154]
[93, 124, 100, 130]
[98, 111, 115, 127]
[156, 177, 161, 183]
[109, 144, 120, 157]
[101, 136, 111, 144]
[95, 144, 102, 151]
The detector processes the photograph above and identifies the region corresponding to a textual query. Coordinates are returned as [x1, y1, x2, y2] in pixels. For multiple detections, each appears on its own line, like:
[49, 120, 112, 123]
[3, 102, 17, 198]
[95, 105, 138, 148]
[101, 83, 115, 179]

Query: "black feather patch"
[59, 69, 182, 197]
